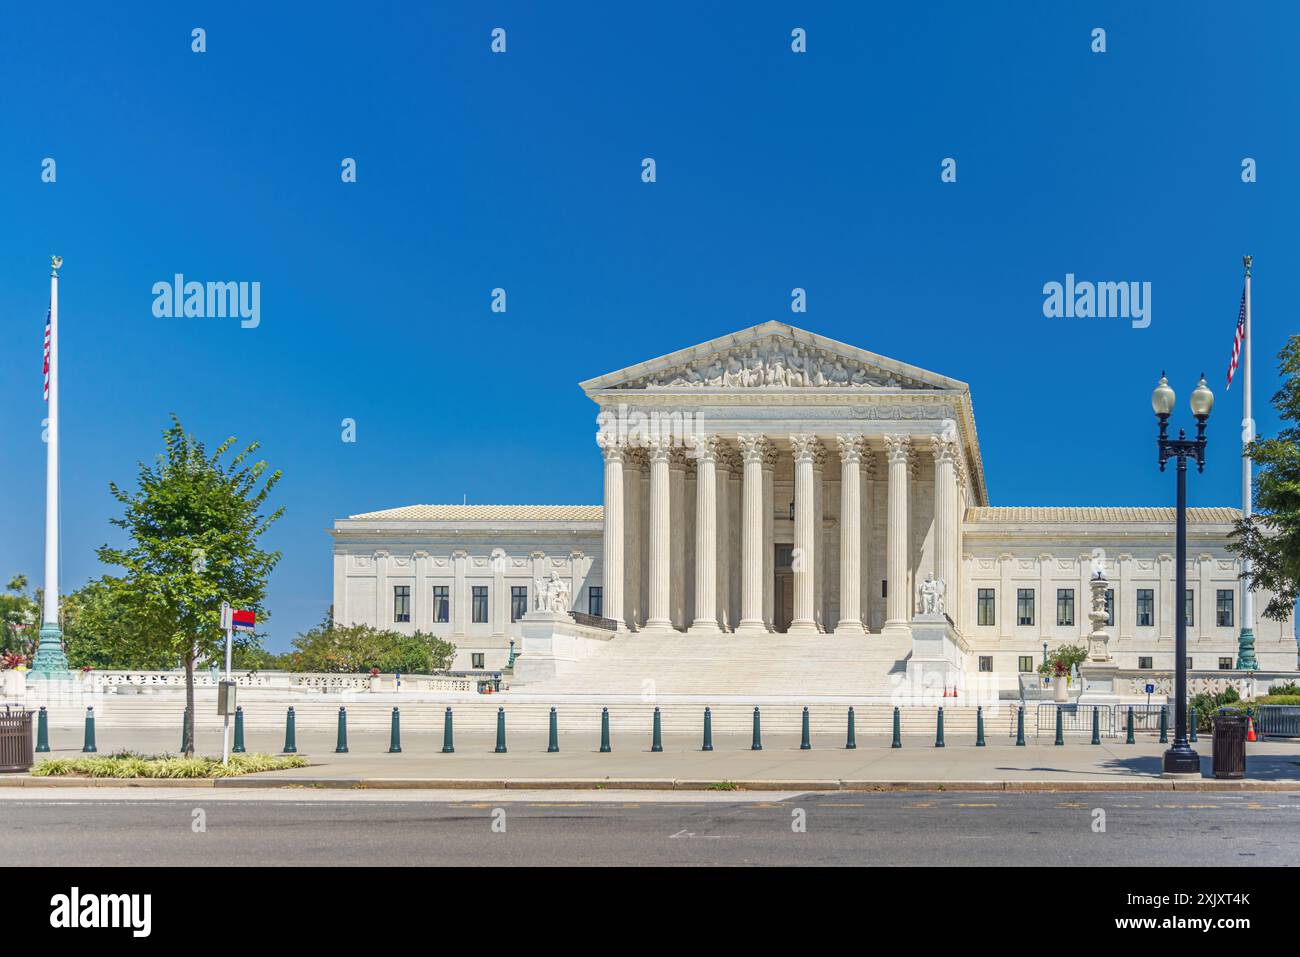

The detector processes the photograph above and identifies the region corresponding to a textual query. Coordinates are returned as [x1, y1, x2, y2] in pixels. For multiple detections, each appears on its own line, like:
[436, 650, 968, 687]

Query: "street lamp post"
[1151, 372, 1214, 775]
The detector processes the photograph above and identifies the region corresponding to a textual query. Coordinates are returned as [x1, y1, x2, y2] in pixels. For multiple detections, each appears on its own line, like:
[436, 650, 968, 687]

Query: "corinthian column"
[644, 439, 673, 632]
[835, 434, 866, 635]
[736, 434, 770, 635]
[598, 433, 626, 629]
[931, 436, 959, 624]
[884, 434, 912, 635]
[788, 433, 821, 635]
[689, 436, 722, 634]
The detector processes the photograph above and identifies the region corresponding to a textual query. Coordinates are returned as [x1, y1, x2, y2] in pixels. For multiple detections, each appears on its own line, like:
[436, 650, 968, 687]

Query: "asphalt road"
[5, 790, 1299, 866]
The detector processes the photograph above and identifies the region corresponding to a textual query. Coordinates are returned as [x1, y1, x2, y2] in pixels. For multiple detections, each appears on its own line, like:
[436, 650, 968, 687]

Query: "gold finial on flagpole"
[51, 255, 62, 275]
[1243, 254, 1252, 276]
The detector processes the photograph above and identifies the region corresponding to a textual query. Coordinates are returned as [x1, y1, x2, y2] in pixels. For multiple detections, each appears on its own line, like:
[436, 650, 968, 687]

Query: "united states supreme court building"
[331, 322, 1296, 697]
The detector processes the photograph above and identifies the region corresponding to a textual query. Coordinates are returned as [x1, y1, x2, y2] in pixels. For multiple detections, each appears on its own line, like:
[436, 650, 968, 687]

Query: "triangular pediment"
[580, 322, 968, 394]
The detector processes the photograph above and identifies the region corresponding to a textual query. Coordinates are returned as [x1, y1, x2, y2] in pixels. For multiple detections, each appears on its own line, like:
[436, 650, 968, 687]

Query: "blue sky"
[1, 2, 1295, 650]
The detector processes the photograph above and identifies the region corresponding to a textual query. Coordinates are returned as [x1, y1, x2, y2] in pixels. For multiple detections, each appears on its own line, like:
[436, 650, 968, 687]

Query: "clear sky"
[1, 2, 1295, 650]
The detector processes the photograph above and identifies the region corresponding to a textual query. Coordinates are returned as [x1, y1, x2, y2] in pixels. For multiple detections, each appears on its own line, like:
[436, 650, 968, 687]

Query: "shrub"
[1268, 682, 1300, 696]
[1190, 687, 1241, 731]
[30, 752, 309, 779]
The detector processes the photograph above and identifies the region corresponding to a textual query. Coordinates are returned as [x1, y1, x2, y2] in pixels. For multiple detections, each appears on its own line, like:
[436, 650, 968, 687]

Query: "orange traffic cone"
[1247, 716, 1257, 742]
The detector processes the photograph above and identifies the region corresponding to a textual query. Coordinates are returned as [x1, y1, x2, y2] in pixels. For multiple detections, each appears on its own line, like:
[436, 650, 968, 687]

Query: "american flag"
[42, 309, 51, 401]
[1226, 289, 1246, 389]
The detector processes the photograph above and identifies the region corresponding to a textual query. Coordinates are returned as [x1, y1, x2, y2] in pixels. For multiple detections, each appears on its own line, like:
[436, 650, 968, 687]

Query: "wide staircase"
[517, 633, 916, 697]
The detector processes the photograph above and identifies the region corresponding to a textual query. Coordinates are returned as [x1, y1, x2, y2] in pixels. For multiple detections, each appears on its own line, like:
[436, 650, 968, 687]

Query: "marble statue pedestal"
[905, 614, 968, 694]
[1078, 662, 1122, 706]
[512, 610, 617, 684]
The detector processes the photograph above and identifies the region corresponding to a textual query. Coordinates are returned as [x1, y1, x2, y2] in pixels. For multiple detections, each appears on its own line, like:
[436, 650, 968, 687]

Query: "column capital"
[624, 446, 649, 470]
[930, 435, 959, 467]
[737, 433, 772, 464]
[883, 433, 912, 463]
[717, 443, 743, 474]
[598, 433, 627, 463]
[836, 433, 868, 464]
[646, 437, 673, 465]
[789, 433, 825, 466]
[686, 434, 721, 464]
[668, 446, 692, 471]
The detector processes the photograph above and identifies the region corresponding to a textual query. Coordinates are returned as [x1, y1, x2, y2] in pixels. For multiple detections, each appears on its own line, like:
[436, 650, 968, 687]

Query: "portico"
[586, 322, 984, 638]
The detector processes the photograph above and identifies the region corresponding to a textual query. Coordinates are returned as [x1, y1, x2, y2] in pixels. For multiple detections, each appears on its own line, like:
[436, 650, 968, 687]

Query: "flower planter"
[1053, 674, 1069, 702]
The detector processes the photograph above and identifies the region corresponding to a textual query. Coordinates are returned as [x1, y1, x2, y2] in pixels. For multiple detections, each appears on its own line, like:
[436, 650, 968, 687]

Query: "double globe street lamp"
[1151, 371, 1214, 775]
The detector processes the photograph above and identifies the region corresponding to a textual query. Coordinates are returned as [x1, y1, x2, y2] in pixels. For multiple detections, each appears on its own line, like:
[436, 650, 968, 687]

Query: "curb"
[3, 776, 1298, 792]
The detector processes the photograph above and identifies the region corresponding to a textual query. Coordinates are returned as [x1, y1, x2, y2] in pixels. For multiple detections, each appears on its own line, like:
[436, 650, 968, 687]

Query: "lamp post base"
[1161, 745, 1201, 776]
[1236, 628, 1259, 671]
[30, 623, 69, 675]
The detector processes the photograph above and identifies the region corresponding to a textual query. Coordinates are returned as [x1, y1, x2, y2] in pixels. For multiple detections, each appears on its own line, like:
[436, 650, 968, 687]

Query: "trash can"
[1211, 708, 1248, 780]
[0, 707, 35, 773]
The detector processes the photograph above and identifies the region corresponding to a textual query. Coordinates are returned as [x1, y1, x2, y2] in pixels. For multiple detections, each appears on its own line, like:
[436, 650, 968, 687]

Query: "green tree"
[96, 416, 284, 755]
[1229, 335, 1300, 620]
[0, 575, 39, 658]
[285, 612, 456, 674]
[62, 577, 178, 669]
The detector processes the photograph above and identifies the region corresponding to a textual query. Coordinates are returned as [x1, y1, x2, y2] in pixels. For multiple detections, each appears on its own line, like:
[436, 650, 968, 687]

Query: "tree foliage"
[1229, 335, 1300, 621]
[0, 575, 39, 658]
[284, 611, 457, 674]
[95, 416, 283, 753]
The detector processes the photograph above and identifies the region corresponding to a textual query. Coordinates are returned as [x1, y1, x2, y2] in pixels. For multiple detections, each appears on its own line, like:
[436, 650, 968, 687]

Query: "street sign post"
[219, 603, 256, 766]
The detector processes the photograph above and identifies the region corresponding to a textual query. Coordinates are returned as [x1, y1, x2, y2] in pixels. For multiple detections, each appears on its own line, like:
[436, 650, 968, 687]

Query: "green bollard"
[494, 707, 507, 753]
[180, 709, 192, 753]
[1091, 706, 1101, 745]
[335, 707, 349, 753]
[800, 707, 811, 750]
[388, 707, 402, 753]
[1126, 706, 1135, 744]
[1015, 706, 1026, 746]
[891, 706, 902, 748]
[1159, 705, 1169, 744]
[751, 707, 763, 751]
[82, 706, 97, 753]
[1189, 707, 1198, 743]
[283, 706, 297, 754]
[846, 707, 857, 750]
[442, 707, 455, 753]
[651, 707, 663, 753]
[935, 707, 945, 748]
[233, 706, 246, 753]
[976, 706, 986, 747]
[599, 707, 611, 753]
[35, 706, 49, 753]
[1054, 707, 1064, 746]
[547, 707, 559, 753]
[702, 707, 713, 752]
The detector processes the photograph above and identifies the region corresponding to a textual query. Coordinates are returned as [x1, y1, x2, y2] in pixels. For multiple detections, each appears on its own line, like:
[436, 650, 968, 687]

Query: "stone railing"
[1115, 670, 1294, 700]
[79, 670, 481, 694]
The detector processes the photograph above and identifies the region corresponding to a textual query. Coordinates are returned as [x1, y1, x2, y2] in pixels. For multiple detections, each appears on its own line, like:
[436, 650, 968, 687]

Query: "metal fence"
[1119, 704, 1167, 732]
[1256, 705, 1300, 738]
[1035, 703, 1117, 738]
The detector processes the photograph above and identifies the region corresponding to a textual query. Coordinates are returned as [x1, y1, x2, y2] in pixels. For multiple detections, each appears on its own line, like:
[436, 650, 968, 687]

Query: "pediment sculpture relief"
[622, 339, 918, 390]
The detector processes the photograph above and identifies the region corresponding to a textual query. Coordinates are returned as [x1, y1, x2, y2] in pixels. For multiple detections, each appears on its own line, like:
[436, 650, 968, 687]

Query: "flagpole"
[32, 255, 70, 676]
[1238, 254, 1259, 670]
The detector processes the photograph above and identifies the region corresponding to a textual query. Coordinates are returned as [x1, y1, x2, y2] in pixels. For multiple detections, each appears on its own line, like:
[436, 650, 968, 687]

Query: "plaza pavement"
[5, 724, 1299, 791]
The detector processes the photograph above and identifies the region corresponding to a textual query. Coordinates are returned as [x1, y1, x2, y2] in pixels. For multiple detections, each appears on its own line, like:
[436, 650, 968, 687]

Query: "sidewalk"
[7, 725, 1299, 791]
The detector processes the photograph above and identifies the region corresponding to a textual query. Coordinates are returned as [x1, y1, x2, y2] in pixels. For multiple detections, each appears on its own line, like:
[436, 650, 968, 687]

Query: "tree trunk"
[184, 648, 195, 757]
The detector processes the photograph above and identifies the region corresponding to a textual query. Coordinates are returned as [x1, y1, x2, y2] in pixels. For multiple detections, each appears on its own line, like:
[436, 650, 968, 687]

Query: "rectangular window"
[1138, 656, 1153, 670]
[588, 586, 603, 618]
[1056, 588, 1074, 627]
[472, 585, 489, 624]
[1105, 588, 1114, 626]
[977, 588, 995, 626]
[881, 580, 888, 599]
[393, 585, 410, 623]
[978, 655, 994, 673]
[432, 585, 449, 624]
[1136, 589, 1154, 627]
[1016, 588, 1034, 626]
[1219, 657, 1234, 670]
[510, 586, 528, 623]
[1216, 589, 1234, 627]
[1185, 589, 1195, 627]
[1018, 655, 1034, 673]
[1186, 657, 1194, 671]
[471, 653, 484, 669]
